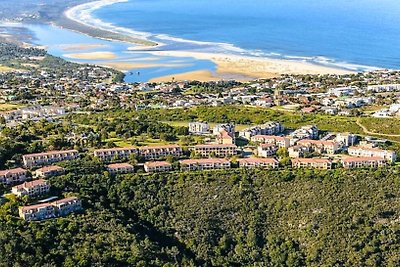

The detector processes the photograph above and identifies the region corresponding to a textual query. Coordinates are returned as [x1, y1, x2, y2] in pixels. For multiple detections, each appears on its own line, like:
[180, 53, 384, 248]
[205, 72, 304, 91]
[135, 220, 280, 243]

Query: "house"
[257, 144, 278, 157]
[144, 161, 173, 173]
[341, 157, 386, 169]
[34, 165, 64, 178]
[212, 123, 235, 137]
[107, 163, 134, 174]
[0, 168, 28, 185]
[94, 147, 138, 162]
[139, 145, 183, 160]
[290, 125, 319, 140]
[251, 135, 291, 148]
[22, 150, 79, 168]
[193, 144, 237, 158]
[292, 158, 333, 169]
[335, 133, 358, 147]
[297, 140, 339, 155]
[52, 197, 82, 217]
[19, 203, 56, 221]
[189, 122, 210, 135]
[216, 129, 235, 145]
[180, 158, 231, 171]
[12, 179, 50, 197]
[237, 158, 279, 169]
[348, 146, 396, 162]
[288, 145, 310, 158]
[239, 122, 284, 140]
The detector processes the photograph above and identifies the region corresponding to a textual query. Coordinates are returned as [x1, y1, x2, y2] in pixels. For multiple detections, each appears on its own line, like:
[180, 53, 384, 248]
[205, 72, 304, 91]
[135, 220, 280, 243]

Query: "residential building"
[12, 179, 50, 197]
[34, 165, 64, 178]
[341, 157, 387, 169]
[290, 125, 319, 140]
[180, 159, 231, 171]
[107, 163, 134, 175]
[189, 121, 210, 135]
[23, 150, 79, 168]
[335, 133, 358, 147]
[239, 122, 284, 140]
[212, 123, 235, 137]
[251, 135, 291, 148]
[144, 161, 173, 173]
[292, 158, 333, 169]
[348, 146, 397, 162]
[297, 140, 339, 155]
[193, 144, 237, 158]
[238, 158, 279, 169]
[216, 129, 235, 145]
[367, 84, 400, 92]
[19, 203, 56, 221]
[257, 144, 278, 158]
[139, 145, 183, 160]
[52, 197, 82, 217]
[94, 147, 138, 162]
[328, 86, 358, 97]
[288, 145, 310, 158]
[0, 168, 28, 185]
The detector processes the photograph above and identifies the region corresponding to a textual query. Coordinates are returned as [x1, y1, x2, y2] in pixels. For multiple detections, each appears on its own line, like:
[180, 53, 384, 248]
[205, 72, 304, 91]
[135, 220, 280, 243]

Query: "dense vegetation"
[1, 161, 400, 266]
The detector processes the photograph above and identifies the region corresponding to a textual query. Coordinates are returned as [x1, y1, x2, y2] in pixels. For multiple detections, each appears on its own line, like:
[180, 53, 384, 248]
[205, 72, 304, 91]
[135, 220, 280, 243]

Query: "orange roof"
[13, 179, 47, 189]
[252, 135, 287, 141]
[36, 165, 64, 173]
[194, 144, 237, 149]
[297, 139, 336, 146]
[180, 158, 230, 165]
[144, 161, 172, 167]
[23, 150, 78, 158]
[53, 197, 79, 205]
[107, 163, 134, 169]
[95, 147, 137, 153]
[348, 146, 394, 153]
[0, 167, 27, 176]
[292, 158, 332, 164]
[139, 145, 181, 150]
[20, 202, 53, 212]
[238, 158, 278, 164]
[341, 157, 385, 163]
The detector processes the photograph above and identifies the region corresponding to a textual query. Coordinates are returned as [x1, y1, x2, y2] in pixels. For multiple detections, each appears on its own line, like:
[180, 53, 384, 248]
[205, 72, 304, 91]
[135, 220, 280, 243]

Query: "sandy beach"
[64, 51, 117, 60]
[150, 70, 220, 83]
[59, 43, 108, 51]
[100, 61, 191, 71]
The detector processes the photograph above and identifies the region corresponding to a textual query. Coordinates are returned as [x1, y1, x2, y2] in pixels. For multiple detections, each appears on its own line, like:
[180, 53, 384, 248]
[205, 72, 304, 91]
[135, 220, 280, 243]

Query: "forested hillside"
[1, 162, 400, 266]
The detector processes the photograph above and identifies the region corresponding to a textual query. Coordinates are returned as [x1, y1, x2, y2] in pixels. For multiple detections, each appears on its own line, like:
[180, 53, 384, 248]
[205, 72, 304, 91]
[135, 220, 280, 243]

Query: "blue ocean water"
[93, 0, 400, 70]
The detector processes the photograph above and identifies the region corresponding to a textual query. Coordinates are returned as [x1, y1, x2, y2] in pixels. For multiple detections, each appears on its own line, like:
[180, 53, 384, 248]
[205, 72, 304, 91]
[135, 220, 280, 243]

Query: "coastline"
[60, 0, 357, 82]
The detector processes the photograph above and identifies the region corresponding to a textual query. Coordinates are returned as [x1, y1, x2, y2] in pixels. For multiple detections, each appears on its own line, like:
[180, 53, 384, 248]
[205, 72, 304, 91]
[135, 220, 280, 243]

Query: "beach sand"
[150, 70, 220, 83]
[64, 51, 117, 60]
[101, 61, 191, 71]
[149, 51, 353, 80]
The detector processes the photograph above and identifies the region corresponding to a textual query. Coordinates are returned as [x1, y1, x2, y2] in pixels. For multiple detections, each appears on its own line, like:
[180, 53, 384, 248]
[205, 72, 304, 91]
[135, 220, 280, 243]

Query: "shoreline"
[61, 0, 360, 81]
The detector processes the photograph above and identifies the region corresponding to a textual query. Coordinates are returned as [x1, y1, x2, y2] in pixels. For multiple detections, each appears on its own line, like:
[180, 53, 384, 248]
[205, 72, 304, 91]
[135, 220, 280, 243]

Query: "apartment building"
[348, 146, 397, 162]
[23, 150, 79, 168]
[189, 121, 210, 135]
[239, 122, 284, 140]
[193, 144, 237, 158]
[251, 135, 291, 148]
[12, 179, 50, 197]
[292, 158, 333, 169]
[34, 165, 64, 178]
[238, 158, 279, 169]
[335, 133, 358, 147]
[94, 147, 138, 162]
[139, 145, 183, 160]
[107, 163, 134, 174]
[215, 129, 235, 145]
[52, 197, 82, 217]
[341, 157, 387, 169]
[0, 167, 28, 185]
[213, 123, 235, 137]
[291, 125, 319, 140]
[19, 203, 56, 221]
[179, 158, 231, 171]
[288, 145, 310, 158]
[144, 161, 173, 173]
[297, 140, 339, 155]
[257, 144, 278, 158]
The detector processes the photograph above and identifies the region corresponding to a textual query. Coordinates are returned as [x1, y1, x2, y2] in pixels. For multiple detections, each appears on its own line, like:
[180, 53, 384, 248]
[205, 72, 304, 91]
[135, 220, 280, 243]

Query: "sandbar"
[150, 70, 221, 83]
[64, 51, 117, 60]
[59, 43, 108, 51]
[101, 61, 191, 71]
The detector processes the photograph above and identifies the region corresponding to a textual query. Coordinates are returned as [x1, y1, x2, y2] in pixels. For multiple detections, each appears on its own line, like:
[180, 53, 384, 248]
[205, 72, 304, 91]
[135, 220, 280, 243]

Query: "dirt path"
[356, 119, 400, 138]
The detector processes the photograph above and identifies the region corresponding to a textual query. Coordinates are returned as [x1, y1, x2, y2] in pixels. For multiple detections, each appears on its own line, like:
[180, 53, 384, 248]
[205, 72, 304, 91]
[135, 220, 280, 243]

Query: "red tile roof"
[36, 165, 64, 173]
[238, 158, 278, 164]
[13, 179, 48, 189]
[179, 158, 230, 165]
[341, 157, 385, 163]
[107, 163, 134, 169]
[0, 167, 27, 176]
[144, 161, 172, 167]
[23, 150, 78, 158]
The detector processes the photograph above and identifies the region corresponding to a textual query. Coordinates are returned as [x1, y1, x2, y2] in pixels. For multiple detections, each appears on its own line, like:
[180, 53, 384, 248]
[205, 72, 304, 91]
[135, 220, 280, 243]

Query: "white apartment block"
[239, 122, 284, 140]
[23, 150, 79, 168]
[297, 140, 339, 155]
[180, 159, 231, 171]
[189, 122, 210, 135]
[367, 84, 400, 92]
[288, 145, 310, 158]
[34, 165, 64, 178]
[139, 145, 183, 160]
[348, 146, 397, 162]
[335, 133, 357, 147]
[212, 123, 235, 137]
[12, 179, 50, 197]
[144, 161, 173, 173]
[94, 147, 138, 162]
[292, 158, 333, 169]
[257, 144, 278, 158]
[52, 197, 82, 217]
[290, 125, 319, 140]
[107, 163, 135, 175]
[341, 157, 387, 169]
[238, 158, 279, 169]
[193, 144, 237, 158]
[0, 168, 28, 185]
[251, 135, 291, 148]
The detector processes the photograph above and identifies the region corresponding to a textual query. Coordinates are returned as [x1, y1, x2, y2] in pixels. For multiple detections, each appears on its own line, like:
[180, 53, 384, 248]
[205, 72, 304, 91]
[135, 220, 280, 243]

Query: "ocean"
[92, 0, 400, 71]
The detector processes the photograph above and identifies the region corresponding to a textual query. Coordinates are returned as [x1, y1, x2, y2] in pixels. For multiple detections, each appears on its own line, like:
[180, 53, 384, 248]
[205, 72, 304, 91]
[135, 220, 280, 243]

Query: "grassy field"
[0, 65, 15, 72]
[0, 103, 22, 111]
